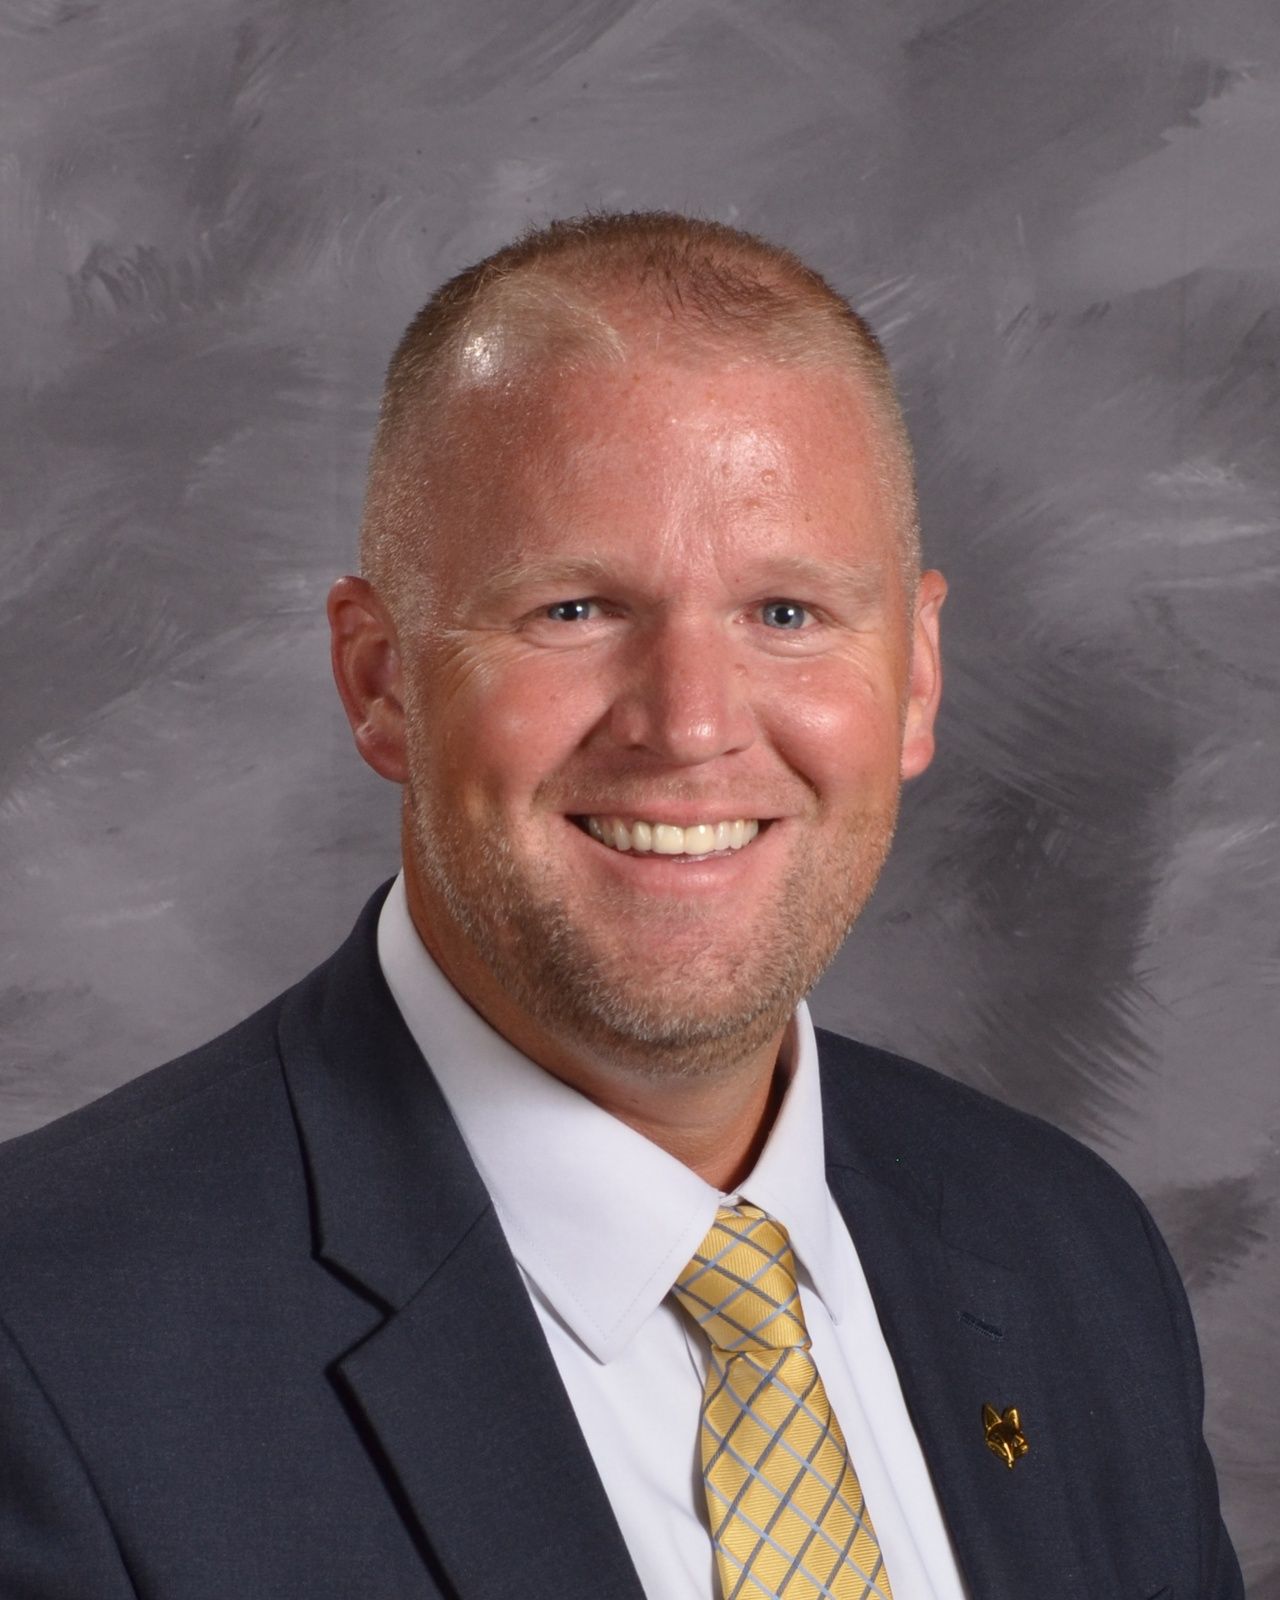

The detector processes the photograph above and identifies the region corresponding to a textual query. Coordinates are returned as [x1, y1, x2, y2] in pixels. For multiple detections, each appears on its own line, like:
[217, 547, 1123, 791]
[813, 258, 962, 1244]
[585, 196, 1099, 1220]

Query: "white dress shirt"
[377, 872, 968, 1600]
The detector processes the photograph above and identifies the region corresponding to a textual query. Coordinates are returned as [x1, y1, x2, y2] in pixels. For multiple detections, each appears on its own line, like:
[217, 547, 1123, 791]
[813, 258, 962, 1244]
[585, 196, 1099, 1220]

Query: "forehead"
[502, 351, 874, 470]
[432, 352, 896, 580]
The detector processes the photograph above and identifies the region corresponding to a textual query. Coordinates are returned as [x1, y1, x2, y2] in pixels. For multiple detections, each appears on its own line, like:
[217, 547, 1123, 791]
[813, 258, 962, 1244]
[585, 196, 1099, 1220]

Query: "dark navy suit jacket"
[0, 883, 1243, 1598]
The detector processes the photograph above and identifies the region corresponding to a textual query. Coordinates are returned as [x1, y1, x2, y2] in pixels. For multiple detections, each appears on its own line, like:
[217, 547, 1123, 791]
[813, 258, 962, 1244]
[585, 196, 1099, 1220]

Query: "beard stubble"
[405, 773, 899, 1084]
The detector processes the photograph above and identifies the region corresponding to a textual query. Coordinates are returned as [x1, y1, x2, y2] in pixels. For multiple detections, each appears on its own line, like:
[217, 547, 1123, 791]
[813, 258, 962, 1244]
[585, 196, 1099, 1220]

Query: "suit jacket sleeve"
[1132, 1195, 1244, 1600]
[0, 1314, 139, 1599]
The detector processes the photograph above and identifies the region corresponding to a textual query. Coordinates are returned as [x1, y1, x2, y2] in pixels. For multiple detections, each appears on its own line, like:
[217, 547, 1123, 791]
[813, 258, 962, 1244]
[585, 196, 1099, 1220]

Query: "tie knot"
[672, 1203, 810, 1353]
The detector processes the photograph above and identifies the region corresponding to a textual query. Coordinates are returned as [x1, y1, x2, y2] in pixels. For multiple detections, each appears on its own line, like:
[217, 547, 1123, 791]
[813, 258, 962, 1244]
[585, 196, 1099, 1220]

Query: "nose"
[607, 614, 757, 765]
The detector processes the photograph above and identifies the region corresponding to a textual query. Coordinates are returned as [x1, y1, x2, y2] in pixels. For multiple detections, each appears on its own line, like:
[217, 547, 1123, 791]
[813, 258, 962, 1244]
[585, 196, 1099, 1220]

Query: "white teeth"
[581, 817, 762, 856]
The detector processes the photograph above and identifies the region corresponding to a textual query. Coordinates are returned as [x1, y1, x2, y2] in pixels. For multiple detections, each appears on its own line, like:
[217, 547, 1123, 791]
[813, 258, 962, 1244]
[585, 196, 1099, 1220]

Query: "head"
[330, 211, 944, 1089]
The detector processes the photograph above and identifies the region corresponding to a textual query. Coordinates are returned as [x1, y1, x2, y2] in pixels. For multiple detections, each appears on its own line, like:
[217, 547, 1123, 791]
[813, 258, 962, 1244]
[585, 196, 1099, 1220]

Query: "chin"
[544, 985, 797, 1084]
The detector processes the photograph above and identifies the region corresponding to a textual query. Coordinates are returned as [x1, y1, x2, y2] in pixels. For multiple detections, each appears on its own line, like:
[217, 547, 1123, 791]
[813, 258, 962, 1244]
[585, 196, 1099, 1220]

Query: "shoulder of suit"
[813, 1024, 1145, 1221]
[0, 882, 396, 1212]
[0, 981, 297, 1275]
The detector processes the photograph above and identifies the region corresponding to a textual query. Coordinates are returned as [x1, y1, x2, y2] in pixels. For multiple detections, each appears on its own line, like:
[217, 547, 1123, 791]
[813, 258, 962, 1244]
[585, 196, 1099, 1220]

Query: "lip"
[567, 810, 782, 828]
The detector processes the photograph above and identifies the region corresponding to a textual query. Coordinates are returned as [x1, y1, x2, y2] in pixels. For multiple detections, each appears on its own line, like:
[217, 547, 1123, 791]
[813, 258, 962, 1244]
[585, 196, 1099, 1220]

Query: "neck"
[402, 871, 792, 1193]
[569, 1046, 791, 1192]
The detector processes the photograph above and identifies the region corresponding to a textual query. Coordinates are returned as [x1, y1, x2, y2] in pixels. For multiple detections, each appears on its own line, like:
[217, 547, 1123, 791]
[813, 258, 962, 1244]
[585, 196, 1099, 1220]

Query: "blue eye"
[761, 601, 809, 630]
[545, 599, 596, 623]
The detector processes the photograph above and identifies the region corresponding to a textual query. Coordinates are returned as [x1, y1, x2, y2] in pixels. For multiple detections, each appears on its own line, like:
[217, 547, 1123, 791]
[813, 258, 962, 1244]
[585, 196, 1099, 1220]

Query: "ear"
[900, 568, 946, 781]
[327, 575, 409, 784]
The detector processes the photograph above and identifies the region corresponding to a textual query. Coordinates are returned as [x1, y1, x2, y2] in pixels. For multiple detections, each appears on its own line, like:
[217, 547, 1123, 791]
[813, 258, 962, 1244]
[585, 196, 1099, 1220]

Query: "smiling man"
[0, 214, 1241, 1599]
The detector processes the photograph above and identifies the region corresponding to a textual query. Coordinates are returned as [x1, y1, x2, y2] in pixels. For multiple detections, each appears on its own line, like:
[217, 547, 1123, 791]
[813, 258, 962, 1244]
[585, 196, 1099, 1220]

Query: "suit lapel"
[278, 884, 645, 1600]
[825, 1160, 1093, 1597]
[335, 1211, 648, 1600]
[818, 1032, 1108, 1599]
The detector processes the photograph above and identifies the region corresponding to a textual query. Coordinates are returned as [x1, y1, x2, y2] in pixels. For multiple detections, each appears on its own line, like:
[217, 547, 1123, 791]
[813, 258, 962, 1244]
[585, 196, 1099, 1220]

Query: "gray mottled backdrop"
[3, 0, 1277, 1584]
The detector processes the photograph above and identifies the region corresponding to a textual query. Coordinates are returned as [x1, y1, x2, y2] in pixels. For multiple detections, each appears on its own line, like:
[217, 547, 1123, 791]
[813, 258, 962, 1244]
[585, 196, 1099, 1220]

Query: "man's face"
[395, 352, 942, 1079]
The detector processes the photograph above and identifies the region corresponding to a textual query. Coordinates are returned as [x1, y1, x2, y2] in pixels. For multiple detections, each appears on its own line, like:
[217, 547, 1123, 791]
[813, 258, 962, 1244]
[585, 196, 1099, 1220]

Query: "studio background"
[3, 0, 1277, 1585]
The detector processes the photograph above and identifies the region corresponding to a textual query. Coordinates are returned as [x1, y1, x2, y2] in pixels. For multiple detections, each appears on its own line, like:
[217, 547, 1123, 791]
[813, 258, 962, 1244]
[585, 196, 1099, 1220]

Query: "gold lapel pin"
[983, 1403, 1029, 1470]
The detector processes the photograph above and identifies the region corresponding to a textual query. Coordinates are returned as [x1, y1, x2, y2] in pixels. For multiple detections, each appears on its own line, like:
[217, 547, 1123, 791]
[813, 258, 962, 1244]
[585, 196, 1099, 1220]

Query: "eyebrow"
[476, 555, 618, 606]
[740, 555, 890, 607]
[471, 551, 891, 609]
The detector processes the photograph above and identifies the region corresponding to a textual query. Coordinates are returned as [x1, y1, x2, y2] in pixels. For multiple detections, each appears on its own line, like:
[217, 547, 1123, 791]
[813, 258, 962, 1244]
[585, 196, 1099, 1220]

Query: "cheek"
[764, 664, 904, 798]
[420, 647, 607, 809]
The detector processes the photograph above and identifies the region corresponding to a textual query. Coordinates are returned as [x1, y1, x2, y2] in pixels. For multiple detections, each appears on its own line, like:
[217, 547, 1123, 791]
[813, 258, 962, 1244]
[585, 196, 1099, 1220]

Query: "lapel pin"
[983, 1402, 1029, 1470]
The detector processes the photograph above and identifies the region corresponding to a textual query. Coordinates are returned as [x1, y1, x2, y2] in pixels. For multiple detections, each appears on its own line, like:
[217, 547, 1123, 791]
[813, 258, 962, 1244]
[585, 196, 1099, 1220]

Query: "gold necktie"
[673, 1204, 894, 1600]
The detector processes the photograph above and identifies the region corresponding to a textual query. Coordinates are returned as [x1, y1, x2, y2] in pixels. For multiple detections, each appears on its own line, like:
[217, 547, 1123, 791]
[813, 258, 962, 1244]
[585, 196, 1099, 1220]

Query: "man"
[0, 213, 1241, 1598]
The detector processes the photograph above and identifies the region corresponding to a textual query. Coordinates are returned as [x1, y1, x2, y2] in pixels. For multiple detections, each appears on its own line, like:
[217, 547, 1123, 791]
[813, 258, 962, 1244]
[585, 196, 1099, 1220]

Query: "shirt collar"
[376, 872, 846, 1362]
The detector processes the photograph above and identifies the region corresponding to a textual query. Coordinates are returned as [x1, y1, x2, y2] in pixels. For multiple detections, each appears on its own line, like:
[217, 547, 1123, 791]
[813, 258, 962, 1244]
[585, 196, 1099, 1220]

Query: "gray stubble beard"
[405, 776, 898, 1085]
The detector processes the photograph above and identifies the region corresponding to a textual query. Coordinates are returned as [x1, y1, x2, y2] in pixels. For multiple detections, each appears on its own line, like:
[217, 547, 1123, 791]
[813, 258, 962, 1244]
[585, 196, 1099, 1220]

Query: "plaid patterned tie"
[673, 1204, 894, 1600]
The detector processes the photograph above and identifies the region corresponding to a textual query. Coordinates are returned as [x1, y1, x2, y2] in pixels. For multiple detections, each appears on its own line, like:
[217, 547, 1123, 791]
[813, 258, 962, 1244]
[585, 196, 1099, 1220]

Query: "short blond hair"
[360, 211, 919, 611]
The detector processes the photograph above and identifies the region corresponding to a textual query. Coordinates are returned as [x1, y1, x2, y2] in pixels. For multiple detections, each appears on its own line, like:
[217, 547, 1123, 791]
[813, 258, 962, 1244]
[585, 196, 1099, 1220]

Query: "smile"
[575, 816, 763, 856]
